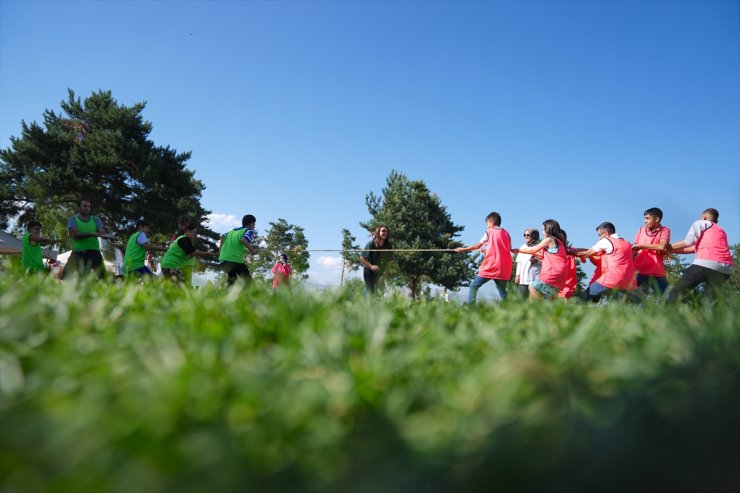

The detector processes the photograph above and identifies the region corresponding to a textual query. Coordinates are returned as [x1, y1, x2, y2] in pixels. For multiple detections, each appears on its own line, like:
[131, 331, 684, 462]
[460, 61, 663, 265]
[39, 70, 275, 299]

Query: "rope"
[292, 248, 459, 253]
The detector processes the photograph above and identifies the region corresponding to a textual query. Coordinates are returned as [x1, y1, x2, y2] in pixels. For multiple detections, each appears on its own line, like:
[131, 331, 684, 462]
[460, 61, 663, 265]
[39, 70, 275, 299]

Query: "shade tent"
[0, 230, 58, 260]
[56, 249, 118, 274]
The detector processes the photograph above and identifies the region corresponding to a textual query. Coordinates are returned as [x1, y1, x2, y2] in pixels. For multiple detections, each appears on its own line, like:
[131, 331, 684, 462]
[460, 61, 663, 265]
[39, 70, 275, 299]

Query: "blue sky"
[1, 0, 738, 290]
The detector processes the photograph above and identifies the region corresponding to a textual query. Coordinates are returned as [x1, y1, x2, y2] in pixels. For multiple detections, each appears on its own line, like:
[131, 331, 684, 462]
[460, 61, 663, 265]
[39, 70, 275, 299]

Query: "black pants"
[668, 264, 730, 303]
[516, 283, 530, 299]
[363, 268, 381, 295]
[62, 250, 106, 279]
[222, 261, 252, 286]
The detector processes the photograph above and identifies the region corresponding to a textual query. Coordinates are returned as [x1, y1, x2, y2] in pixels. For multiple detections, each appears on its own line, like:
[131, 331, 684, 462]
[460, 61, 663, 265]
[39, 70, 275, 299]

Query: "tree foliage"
[0, 89, 215, 248]
[360, 170, 475, 297]
[340, 228, 361, 286]
[253, 219, 310, 281]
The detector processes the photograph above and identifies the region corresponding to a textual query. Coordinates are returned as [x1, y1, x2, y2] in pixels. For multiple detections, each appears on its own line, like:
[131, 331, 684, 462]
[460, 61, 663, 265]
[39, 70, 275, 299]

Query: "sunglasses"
[523, 234, 531, 237]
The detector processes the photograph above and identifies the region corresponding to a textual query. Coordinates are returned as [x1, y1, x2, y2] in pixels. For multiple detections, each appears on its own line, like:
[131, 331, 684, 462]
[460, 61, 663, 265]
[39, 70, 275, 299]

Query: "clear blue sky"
[2, 0, 738, 287]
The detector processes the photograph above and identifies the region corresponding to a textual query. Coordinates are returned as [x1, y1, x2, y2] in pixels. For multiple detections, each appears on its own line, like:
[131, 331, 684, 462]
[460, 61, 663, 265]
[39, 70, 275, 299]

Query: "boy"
[123, 220, 167, 277]
[575, 222, 636, 302]
[172, 216, 197, 287]
[161, 223, 216, 282]
[218, 214, 260, 285]
[455, 212, 512, 303]
[22, 221, 59, 274]
[667, 208, 733, 303]
[632, 207, 671, 295]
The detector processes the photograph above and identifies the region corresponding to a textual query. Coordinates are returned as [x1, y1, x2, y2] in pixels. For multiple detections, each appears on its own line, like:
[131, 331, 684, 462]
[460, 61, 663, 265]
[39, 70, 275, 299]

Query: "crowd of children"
[18, 199, 734, 302]
[19, 198, 292, 289]
[455, 207, 733, 304]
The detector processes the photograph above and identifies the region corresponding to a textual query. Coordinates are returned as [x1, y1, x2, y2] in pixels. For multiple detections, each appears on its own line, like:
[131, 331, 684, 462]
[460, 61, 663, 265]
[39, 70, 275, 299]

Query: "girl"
[272, 253, 293, 289]
[515, 219, 569, 300]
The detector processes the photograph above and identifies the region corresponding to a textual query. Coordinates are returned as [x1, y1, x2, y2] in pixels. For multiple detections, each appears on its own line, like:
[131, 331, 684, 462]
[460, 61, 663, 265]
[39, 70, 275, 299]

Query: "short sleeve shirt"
[136, 232, 149, 247]
[177, 236, 196, 255]
[361, 240, 391, 272]
[67, 215, 104, 230]
[591, 234, 623, 255]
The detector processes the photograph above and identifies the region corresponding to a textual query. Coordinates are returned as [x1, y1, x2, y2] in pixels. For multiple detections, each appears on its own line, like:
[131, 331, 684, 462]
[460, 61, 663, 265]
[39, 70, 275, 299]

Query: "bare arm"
[455, 241, 484, 253]
[69, 227, 115, 240]
[516, 238, 553, 255]
[29, 234, 59, 245]
[241, 237, 260, 255]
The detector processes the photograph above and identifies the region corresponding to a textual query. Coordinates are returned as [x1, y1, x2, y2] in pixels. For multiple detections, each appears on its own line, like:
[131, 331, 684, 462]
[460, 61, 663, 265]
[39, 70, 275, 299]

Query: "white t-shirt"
[515, 243, 541, 285]
[590, 234, 622, 254]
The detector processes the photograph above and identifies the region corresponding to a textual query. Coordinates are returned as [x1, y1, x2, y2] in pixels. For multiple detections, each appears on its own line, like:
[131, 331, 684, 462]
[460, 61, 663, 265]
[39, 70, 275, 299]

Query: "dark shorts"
[62, 250, 105, 279]
[162, 268, 185, 282]
[222, 261, 252, 285]
[128, 266, 154, 276]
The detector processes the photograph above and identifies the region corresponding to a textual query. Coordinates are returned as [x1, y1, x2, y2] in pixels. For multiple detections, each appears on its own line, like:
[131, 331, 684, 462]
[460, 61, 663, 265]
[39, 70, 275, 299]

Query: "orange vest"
[596, 236, 636, 290]
[633, 226, 670, 276]
[695, 223, 733, 265]
[479, 227, 513, 280]
[540, 238, 569, 290]
[558, 255, 578, 298]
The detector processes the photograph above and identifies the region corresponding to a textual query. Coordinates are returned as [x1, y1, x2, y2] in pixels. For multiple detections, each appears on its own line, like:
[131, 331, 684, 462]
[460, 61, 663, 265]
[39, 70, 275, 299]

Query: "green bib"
[161, 235, 191, 269]
[123, 231, 147, 273]
[72, 216, 100, 251]
[219, 227, 247, 263]
[22, 233, 45, 273]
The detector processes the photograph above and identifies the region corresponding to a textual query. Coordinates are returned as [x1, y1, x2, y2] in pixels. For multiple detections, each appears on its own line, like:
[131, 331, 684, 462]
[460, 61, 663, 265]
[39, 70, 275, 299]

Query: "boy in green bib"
[161, 223, 216, 283]
[219, 214, 261, 285]
[22, 221, 60, 274]
[171, 216, 197, 287]
[123, 220, 167, 277]
[62, 198, 116, 279]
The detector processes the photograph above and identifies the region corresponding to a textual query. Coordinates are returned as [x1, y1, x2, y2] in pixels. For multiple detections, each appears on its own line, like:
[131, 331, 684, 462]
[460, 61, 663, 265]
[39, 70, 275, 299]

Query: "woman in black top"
[359, 225, 391, 295]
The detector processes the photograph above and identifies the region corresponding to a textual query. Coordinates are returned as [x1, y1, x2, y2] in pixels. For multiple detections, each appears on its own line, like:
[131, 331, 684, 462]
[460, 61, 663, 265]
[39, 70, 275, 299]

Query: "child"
[575, 222, 637, 302]
[123, 220, 167, 277]
[456, 212, 512, 303]
[272, 253, 293, 289]
[514, 228, 541, 298]
[632, 207, 671, 295]
[172, 216, 197, 287]
[514, 219, 569, 300]
[667, 208, 733, 303]
[161, 224, 215, 282]
[218, 214, 260, 285]
[22, 221, 59, 274]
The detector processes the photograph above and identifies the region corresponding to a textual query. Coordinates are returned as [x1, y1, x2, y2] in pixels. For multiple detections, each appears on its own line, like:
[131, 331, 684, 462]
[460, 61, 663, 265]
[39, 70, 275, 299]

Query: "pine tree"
[253, 219, 309, 281]
[0, 89, 215, 248]
[340, 228, 361, 286]
[360, 170, 475, 298]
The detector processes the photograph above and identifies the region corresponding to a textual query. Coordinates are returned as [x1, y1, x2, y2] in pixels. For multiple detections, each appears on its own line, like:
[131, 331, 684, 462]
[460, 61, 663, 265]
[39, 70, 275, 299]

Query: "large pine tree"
[0, 89, 215, 245]
[361, 170, 475, 298]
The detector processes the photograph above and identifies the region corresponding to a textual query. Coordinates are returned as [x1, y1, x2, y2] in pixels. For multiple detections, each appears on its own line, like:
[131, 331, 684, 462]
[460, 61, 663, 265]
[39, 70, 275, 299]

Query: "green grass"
[1, 274, 739, 493]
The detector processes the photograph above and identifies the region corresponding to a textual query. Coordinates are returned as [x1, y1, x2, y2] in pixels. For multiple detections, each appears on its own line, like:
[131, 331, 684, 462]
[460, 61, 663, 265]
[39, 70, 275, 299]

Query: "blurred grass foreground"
[1, 274, 739, 493]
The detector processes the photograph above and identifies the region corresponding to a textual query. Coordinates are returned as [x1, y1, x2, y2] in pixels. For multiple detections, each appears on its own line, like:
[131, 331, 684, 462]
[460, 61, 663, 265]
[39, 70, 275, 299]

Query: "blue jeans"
[636, 275, 668, 295]
[582, 281, 611, 302]
[468, 276, 508, 303]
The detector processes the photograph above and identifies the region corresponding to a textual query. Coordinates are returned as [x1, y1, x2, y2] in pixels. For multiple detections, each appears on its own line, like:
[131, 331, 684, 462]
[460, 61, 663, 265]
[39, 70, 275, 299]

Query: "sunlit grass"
[1, 274, 738, 492]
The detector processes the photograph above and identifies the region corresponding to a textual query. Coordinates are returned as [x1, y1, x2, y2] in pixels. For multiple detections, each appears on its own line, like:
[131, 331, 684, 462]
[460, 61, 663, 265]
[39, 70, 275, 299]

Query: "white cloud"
[306, 255, 359, 287]
[317, 256, 343, 268]
[206, 213, 241, 233]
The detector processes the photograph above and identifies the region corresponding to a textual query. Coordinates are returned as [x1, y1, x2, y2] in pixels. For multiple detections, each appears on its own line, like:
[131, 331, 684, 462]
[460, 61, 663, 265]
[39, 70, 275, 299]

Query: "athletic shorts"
[530, 278, 559, 299]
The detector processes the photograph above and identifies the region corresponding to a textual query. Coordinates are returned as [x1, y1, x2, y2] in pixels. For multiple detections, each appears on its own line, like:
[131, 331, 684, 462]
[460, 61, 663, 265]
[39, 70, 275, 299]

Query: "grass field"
[1, 274, 739, 493]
